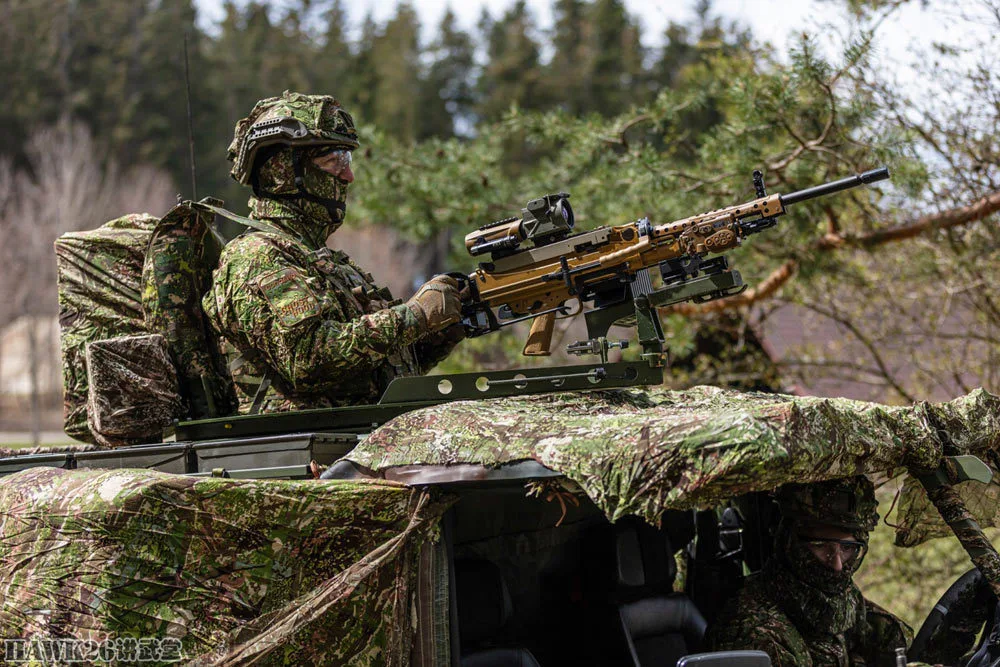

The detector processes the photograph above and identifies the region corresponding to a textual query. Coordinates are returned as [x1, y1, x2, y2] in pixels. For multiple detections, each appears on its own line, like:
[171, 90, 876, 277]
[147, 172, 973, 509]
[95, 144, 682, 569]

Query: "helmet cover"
[775, 476, 879, 532]
[228, 91, 359, 185]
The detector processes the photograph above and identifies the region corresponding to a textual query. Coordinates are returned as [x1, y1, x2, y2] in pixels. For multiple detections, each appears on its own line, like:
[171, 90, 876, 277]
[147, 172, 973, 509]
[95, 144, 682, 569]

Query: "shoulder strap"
[189, 200, 291, 239]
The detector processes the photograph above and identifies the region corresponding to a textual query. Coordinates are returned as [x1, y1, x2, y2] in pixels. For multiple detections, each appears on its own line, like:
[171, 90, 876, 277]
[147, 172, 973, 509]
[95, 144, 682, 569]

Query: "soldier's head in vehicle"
[228, 91, 359, 230]
[774, 476, 879, 594]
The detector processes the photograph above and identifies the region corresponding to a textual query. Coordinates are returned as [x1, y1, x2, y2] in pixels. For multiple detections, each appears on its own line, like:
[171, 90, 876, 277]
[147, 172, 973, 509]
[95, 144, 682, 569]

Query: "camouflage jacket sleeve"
[853, 599, 913, 667]
[704, 620, 807, 667]
[204, 235, 425, 391]
[414, 324, 465, 373]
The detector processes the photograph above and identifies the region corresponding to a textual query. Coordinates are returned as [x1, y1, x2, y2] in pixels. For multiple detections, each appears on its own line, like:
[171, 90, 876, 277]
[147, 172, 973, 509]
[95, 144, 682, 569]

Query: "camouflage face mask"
[253, 148, 350, 240]
[778, 520, 868, 595]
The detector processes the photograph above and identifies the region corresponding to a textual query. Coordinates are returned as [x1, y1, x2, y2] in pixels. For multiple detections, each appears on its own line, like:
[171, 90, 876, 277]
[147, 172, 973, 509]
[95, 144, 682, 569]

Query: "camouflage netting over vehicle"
[0, 468, 451, 665]
[1, 386, 999, 663]
[345, 385, 1000, 544]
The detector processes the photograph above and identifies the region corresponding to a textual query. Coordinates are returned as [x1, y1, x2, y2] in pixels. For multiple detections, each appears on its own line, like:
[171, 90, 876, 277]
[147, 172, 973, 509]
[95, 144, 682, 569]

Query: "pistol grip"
[522, 312, 556, 356]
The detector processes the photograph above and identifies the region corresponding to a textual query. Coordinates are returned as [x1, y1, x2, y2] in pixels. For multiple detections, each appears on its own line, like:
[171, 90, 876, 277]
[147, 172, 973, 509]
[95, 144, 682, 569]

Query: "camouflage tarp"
[346, 385, 1000, 541]
[2, 385, 999, 663]
[0, 467, 451, 665]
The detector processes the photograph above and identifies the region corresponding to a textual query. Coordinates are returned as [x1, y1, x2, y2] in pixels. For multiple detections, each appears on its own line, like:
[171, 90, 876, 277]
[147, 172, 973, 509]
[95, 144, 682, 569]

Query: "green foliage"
[857, 481, 1000, 631]
[0, 0, 757, 215]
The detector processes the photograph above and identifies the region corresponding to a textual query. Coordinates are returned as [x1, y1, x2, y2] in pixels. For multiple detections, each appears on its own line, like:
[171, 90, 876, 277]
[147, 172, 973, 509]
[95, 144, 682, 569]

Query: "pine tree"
[316, 0, 355, 102]
[586, 0, 645, 115]
[370, 3, 423, 142]
[419, 8, 475, 139]
[350, 12, 380, 124]
[547, 0, 591, 115]
[476, 0, 545, 122]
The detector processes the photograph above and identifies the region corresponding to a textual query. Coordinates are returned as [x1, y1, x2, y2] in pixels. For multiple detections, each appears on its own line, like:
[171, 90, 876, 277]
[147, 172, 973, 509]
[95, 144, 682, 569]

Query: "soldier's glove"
[407, 275, 463, 333]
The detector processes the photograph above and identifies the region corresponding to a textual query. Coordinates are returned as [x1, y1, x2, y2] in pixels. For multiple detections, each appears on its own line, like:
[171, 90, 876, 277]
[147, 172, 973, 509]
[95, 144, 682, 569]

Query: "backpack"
[56, 199, 237, 446]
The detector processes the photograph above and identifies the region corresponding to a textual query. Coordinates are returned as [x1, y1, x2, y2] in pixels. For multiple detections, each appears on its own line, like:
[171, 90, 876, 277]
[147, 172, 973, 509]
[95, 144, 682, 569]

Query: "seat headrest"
[455, 559, 513, 646]
[614, 518, 677, 591]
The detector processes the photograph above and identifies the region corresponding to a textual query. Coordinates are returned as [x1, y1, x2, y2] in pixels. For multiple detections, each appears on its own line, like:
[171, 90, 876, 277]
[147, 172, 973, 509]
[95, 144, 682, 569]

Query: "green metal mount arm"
[912, 455, 1000, 599]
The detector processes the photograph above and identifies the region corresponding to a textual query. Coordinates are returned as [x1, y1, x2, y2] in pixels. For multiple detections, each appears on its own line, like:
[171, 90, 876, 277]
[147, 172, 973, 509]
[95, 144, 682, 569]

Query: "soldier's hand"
[406, 275, 463, 333]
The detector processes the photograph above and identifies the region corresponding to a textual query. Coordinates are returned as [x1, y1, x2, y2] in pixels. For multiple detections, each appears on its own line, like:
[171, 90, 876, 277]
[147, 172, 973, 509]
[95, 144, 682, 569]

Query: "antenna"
[183, 32, 198, 200]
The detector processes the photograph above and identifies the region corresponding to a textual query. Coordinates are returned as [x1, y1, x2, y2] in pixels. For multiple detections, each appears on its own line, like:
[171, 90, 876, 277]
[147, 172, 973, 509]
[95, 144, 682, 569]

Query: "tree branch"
[849, 190, 1000, 248]
[667, 189, 1000, 314]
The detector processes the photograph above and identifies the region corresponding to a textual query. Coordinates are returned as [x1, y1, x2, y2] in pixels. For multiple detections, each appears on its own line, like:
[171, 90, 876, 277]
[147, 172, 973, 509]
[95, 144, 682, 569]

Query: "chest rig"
[243, 243, 421, 413]
[308, 246, 420, 379]
[198, 202, 421, 413]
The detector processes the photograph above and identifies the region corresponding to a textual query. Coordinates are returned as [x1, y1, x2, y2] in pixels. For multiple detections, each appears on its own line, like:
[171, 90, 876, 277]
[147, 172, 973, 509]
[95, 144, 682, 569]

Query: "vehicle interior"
[443, 481, 776, 667]
[443, 480, 999, 667]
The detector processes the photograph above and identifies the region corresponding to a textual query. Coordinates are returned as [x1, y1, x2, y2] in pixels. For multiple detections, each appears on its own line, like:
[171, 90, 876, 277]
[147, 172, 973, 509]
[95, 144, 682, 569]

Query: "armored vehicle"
[1, 378, 999, 666]
[3, 163, 995, 665]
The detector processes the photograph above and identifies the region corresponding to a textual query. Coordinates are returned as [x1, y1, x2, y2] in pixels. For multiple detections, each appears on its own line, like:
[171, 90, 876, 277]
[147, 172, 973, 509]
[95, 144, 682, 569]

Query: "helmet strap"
[250, 149, 346, 222]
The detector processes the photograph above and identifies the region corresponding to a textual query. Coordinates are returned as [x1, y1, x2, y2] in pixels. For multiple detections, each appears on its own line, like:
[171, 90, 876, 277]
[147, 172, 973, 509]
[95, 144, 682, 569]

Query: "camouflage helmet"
[228, 91, 360, 185]
[775, 476, 879, 532]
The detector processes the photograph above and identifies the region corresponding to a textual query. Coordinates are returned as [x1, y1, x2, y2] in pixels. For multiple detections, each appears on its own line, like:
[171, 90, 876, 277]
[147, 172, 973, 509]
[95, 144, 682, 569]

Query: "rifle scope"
[780, 167, 890, 206]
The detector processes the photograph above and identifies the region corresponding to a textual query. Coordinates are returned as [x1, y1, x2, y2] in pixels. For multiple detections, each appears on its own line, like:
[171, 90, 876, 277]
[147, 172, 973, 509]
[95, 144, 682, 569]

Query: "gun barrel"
[780, 167, 889, 206]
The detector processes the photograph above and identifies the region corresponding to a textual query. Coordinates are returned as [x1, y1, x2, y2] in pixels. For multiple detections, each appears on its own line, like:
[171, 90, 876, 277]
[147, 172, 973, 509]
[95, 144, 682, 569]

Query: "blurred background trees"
[0, 0, 997, 411]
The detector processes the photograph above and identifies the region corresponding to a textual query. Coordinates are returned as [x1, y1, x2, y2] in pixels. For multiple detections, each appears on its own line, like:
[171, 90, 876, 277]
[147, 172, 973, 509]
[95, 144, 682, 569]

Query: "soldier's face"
[312, 148, 354, 183]
[797, 525, 867, 573]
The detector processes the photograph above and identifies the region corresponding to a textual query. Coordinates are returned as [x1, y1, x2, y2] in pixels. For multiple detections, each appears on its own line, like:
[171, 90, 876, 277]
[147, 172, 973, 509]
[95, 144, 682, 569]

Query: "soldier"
[705, 476, 912, 666]
[203, 91, 465, 413]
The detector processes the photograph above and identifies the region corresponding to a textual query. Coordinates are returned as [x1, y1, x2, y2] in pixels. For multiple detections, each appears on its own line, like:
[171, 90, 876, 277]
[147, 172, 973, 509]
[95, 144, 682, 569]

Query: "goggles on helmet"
[308, 147, 353, 181]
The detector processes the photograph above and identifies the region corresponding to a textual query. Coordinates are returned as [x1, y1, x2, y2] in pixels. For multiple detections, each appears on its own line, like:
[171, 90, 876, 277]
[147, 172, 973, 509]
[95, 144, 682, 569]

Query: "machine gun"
[453, 167, 890, 367]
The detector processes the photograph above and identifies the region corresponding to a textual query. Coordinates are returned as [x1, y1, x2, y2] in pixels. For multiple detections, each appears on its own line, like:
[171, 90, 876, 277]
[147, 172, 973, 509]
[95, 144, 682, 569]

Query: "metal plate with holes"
[175, 362, 662, 442]
[378, 361, 661, 403]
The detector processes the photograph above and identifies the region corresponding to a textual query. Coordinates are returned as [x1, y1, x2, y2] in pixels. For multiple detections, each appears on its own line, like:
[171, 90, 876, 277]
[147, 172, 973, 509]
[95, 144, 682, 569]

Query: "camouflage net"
[0, 468, 451, 665]
[348, 385, 1000, 537]
[2, 385, 998, 662]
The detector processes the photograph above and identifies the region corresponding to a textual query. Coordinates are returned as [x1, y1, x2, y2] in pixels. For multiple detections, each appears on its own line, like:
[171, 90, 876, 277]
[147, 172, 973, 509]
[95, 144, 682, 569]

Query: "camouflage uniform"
[203, 92, 461, 412]
[705, 476, 913, 666]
